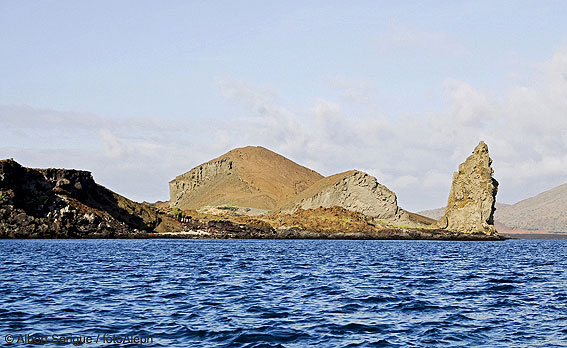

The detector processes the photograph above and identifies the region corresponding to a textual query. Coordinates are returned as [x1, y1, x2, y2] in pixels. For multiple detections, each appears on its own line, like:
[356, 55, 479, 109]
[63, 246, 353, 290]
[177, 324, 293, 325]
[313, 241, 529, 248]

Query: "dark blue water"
[1, 239, 567, 347]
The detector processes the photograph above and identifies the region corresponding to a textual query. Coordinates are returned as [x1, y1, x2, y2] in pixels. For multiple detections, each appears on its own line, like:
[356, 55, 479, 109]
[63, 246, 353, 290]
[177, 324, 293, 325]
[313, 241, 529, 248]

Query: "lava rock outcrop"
[0, 159, 160, 238]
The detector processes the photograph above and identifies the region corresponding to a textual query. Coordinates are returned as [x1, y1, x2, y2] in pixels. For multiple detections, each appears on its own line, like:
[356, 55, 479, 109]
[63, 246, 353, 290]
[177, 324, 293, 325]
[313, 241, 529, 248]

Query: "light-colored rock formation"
[422, 182, 567, 233]
[437, 141, 498, 234]
[279, 170, 431, 226]
[169, 146, 323, 210]
[419, 203, 510, 222]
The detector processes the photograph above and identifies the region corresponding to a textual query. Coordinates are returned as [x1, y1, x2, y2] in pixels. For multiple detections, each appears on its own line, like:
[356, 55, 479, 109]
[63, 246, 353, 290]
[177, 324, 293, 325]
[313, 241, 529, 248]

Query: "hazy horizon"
[2, 1, 567, 212]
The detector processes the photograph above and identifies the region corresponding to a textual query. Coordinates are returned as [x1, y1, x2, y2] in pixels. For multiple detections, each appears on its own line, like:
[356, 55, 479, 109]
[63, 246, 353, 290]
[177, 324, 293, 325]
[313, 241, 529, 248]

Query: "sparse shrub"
[218, 205, 237, 212]
[173, 207, 181, 219]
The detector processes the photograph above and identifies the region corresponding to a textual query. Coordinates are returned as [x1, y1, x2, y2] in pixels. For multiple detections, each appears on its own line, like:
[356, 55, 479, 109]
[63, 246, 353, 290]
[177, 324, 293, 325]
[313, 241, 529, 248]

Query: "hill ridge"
[169, 146, 324, 210]
[496, 183, 567, 232]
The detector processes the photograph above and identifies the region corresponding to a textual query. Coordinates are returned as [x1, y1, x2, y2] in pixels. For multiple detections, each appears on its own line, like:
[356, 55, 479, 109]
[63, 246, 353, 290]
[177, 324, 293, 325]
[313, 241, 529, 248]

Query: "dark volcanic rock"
[0, 159, 160, 238]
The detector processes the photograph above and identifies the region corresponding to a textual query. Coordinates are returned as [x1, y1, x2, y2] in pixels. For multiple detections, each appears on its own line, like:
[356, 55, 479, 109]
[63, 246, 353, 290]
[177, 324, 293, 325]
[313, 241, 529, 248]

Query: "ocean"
[1, 239, 566, 347]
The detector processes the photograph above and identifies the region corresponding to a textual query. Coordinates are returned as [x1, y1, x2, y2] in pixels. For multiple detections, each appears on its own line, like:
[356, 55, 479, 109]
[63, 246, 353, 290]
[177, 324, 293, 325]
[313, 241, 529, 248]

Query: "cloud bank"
[2, 48, 567, 211]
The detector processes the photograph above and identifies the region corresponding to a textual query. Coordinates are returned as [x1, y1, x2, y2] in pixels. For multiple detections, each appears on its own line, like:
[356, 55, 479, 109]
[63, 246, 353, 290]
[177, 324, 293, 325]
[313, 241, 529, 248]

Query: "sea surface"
[1, 239, 567, 347]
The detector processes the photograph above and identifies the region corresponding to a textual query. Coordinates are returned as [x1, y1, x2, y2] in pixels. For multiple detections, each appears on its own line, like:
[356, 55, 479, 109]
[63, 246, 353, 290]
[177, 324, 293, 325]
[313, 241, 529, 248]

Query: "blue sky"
[2, 1, 567, 211]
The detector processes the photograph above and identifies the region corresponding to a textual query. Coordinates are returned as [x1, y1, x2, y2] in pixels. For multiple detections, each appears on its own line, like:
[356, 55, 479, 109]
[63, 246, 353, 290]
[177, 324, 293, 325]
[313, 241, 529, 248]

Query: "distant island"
[0, 142, 504, 240]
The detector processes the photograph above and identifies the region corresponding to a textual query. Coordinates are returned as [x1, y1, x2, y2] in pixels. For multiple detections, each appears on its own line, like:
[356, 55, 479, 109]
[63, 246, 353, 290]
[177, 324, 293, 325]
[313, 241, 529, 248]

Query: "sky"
[2, 1, 567, 212]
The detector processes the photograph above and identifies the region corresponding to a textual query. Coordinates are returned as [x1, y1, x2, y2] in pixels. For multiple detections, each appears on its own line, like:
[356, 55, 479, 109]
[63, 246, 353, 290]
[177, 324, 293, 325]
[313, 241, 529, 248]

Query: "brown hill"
[169, 146, 324, 210]
[279, 170, 433, 227]
[496, 183, 567, 232]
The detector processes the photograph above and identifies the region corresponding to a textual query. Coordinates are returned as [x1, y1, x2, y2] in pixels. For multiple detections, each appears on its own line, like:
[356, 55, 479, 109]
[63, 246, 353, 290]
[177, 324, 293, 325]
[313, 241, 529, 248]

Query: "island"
[0, 142, 503, 240]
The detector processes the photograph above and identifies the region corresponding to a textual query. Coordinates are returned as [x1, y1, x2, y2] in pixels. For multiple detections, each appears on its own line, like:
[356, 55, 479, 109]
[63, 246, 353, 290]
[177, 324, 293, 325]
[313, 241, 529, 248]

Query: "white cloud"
[211, 48, 567, 210]
[423, 170, 452, 190]
[376, 20, 467, 55]
[0, 105, 221, 202]
[391, 175, 420, 190]
[0, 105, 104, 129]
[100, 129, 125, 158]
[331, 78, 374, 105]
[2, 49, 567, 211]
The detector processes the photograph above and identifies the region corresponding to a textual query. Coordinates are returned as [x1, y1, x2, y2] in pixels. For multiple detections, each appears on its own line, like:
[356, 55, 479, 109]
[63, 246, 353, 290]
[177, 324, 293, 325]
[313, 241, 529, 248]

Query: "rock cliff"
[169, 146, 323, 210]
[0, 159, 161, 238]
[0, 153, 504, 240]
[422, 182, 567, 233]
[279, 170, 432, 227]
[437, 142, 499, 234]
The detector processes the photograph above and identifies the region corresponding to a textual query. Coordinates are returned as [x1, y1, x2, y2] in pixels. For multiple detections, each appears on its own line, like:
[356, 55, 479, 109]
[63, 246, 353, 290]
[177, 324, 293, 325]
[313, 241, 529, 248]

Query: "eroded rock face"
[438, 141, 499, 234]
[0, 159, 160, 238]
[281, 170, 423, 226]
[169, 158, 234, 209]
[290, 171, 400, 219]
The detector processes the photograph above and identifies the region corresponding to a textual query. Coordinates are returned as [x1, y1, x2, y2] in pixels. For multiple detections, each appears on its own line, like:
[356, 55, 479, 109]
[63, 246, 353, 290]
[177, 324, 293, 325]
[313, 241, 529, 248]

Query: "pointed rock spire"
[437, 141, 499, 234]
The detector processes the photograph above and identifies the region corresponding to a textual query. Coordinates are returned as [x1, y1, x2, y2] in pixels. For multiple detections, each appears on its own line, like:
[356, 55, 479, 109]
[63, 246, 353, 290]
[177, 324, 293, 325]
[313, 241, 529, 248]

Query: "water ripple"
[1, 239, 567, 347]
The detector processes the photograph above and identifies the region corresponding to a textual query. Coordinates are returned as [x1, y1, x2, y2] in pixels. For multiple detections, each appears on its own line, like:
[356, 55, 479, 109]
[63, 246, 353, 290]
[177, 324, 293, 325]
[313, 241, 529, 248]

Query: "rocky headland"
[1, 142, 504, 240]
[0, 159, 166, 238]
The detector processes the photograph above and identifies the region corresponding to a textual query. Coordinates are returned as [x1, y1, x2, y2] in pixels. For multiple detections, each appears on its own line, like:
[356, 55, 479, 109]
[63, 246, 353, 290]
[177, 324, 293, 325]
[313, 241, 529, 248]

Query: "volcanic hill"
[169, 146, 324, 210]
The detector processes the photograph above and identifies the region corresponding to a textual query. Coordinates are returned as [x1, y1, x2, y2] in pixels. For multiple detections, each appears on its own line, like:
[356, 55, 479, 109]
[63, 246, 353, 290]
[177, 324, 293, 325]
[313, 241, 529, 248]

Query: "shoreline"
[0, 230, 507, 241]
[503, 233, 567, 240]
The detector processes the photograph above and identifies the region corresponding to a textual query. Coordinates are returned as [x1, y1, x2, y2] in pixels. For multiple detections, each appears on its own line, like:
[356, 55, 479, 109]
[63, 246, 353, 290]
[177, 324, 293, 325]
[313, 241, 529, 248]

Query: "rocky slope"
[495, 184, 567, 232]
[435, 142, 499, 234]
[169, 146, 323, 210]
[279, 170, 432, 227]
[0, 159, 162, 238]
[165, 206, 503, 241]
